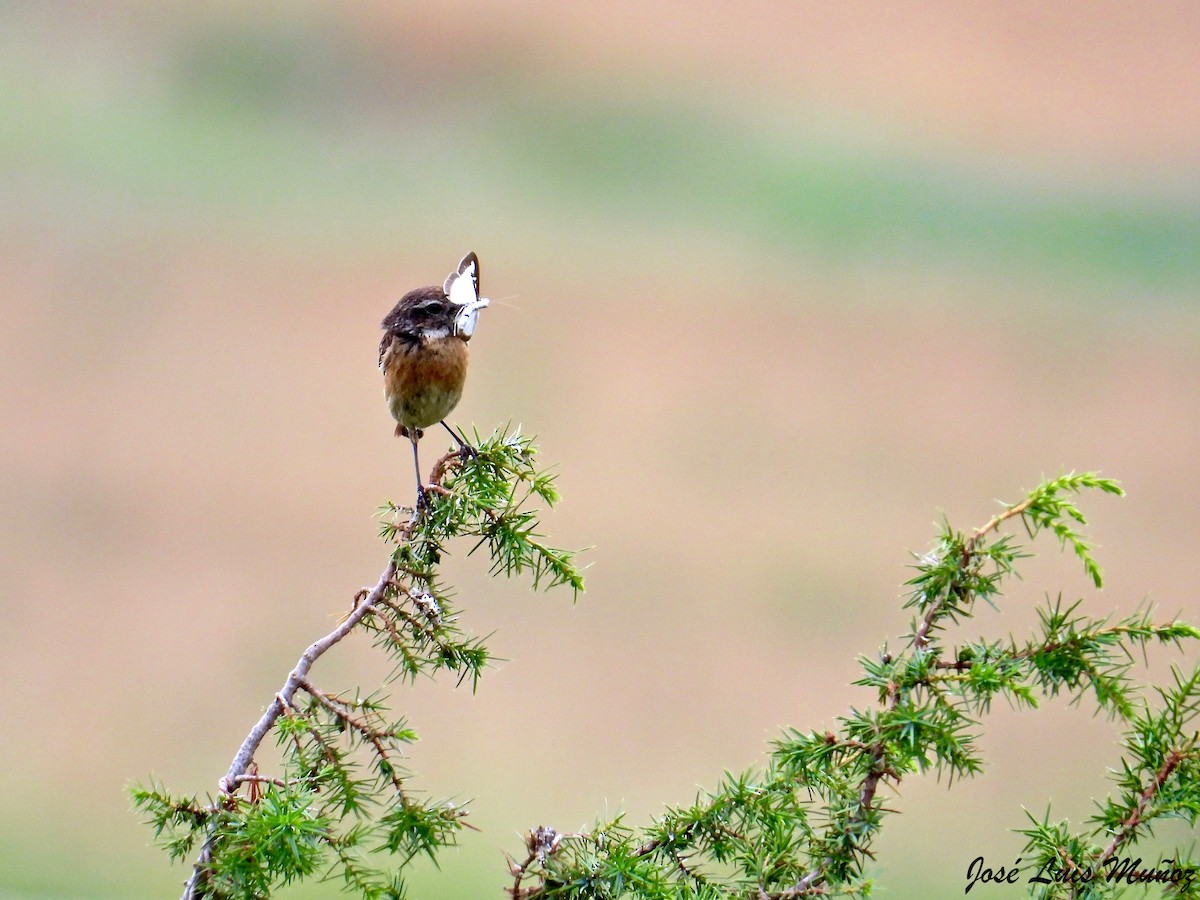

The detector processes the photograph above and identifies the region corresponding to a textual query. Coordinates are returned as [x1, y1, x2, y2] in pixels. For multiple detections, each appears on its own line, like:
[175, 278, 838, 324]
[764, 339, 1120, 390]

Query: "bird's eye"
[417, 299, 447, 315]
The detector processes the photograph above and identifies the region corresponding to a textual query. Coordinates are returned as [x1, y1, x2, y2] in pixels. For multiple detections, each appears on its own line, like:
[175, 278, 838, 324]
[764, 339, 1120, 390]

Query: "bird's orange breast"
[382, 335, 469, 430]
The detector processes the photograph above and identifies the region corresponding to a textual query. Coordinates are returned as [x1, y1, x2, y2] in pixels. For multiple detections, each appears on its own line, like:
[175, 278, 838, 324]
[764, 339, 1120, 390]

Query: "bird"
[379, 251, 490, 509]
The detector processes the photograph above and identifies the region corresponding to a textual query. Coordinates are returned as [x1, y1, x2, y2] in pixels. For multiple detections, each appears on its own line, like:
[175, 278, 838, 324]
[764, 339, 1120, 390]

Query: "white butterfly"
[444, 251, 490, 339]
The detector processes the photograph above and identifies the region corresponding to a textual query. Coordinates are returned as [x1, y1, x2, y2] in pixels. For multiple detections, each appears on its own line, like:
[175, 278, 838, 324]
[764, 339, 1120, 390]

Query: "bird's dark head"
[381, 286, 459, 343]
[381, 252, 489, 346]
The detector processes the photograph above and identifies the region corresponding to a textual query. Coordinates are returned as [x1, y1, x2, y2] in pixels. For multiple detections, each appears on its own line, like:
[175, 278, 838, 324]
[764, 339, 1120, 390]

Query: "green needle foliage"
[504, 473, 1200, 899]
[134, 453, 1199, 899]
[132, 426, 585, 899]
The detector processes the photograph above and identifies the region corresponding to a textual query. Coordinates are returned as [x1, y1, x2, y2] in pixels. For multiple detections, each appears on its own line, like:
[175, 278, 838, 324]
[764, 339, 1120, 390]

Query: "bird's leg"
[440, 420, 477, 459]
[407, 428, 427, 510]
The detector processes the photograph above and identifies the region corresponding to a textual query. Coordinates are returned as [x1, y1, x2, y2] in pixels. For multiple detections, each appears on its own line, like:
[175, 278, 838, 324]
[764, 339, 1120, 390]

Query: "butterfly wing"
[445, 251, 489, 338]
[444, 252, 479, 307]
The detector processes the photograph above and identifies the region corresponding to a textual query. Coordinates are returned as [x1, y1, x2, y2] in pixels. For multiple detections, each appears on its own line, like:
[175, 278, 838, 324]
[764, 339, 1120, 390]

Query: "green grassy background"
[1, 4, 1197, 898]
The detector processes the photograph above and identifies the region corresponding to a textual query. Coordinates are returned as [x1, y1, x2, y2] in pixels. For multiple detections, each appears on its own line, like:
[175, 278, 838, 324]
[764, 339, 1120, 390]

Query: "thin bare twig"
[230, 774, 291, 789]
[180, 559, 397, 899]
[180, 451, 459, 899]
[507, 827, 567, 899]
[296, 677, 408, 794]
[507, 847, 539, 900]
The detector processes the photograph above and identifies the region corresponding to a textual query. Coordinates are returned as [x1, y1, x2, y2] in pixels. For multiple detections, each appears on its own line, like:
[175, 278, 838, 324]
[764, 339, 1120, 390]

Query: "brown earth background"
[1, 3, 1198, 897]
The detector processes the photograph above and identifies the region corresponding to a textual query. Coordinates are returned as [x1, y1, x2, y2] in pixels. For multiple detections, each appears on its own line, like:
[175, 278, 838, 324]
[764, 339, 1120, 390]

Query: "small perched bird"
[379, 252, 490, 508]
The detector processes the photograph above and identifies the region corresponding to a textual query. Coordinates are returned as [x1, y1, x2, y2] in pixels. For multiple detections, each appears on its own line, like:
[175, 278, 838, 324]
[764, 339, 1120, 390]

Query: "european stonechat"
[379, 251, 490, 508]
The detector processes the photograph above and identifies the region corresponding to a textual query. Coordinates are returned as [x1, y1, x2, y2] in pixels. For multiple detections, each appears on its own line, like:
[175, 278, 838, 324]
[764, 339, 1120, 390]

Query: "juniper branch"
[808, 477, 1118, 890]
[1096, 743, 1191, 866]
[179, 515, 413, 898]
[507, 471, 1196, 899]
[134, 427, 584, 900]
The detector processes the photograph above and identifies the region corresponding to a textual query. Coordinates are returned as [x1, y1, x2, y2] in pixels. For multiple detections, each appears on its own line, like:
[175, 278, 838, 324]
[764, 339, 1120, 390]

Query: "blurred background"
[1, 3, 1198, 897]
